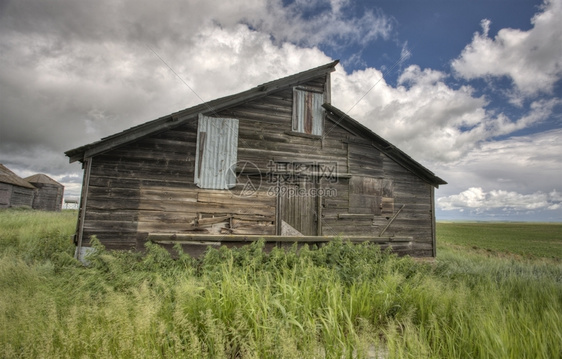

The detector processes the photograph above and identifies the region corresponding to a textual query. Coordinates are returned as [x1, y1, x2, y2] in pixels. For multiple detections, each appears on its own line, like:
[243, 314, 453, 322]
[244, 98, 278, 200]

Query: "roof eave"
[323, 104, 447, 188]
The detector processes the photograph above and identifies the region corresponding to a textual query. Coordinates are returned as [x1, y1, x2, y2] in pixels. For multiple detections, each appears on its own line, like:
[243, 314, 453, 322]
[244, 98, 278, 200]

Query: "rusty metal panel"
[195, 114, 239, 189]
[293, 88, 324, 136]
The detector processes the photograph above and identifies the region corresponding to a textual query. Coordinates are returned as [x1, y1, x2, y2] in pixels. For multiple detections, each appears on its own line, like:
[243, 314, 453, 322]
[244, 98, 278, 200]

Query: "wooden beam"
[431, 186, 437, 258]
[148, 233, 413, 243]
[75, 158, 92, 261]
[338, 214, 374, 219]
[379, 204, 405, 236]
[197, 215, 232, 225]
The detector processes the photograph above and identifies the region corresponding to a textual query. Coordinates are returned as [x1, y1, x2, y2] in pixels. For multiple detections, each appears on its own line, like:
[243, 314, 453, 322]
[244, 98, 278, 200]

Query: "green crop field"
[437, 222, 562, 259]
[1, 209, 561, 358]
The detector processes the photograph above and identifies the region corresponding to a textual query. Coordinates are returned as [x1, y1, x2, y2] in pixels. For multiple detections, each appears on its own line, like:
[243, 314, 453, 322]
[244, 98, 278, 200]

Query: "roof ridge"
[24, 173, 62, 185]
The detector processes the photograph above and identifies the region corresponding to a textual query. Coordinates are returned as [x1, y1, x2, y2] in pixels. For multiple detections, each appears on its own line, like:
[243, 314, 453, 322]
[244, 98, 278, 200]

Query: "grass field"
[1, 209, 561, 358]
[437, 222, 562, 259]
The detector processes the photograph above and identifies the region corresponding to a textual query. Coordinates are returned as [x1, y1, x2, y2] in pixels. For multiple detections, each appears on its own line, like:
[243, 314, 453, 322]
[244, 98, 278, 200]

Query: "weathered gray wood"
[431, 186, 437, 257]
[338, 214, 374, 219]
[75, 158, 92, 260]
[67, 62, 338, 162]
[148, 233, 413, 243]
[69, 63, 443, 258]
[379, 204, 406, 236]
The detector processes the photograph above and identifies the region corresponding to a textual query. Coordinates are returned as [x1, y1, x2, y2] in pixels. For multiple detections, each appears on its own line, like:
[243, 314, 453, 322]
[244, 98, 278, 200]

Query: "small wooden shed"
[24, 174, 64, 211]
[66, 61, 446, 259]
[0, 164, 36, 209]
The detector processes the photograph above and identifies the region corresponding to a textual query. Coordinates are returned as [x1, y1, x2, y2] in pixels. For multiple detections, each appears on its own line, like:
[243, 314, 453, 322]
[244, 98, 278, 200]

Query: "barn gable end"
[66, 61, 446, 258]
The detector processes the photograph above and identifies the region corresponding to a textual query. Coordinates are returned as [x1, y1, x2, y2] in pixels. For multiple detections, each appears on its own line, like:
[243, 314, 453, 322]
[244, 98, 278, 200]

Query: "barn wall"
[218, 78, 344, 237]
[30, 183, 64, 211]
[381, 156, 434, 256]
[320, 139, 435, 256]
[0, 183, 11, 208]
[79, 74, 436, 256]
[82, 117, 277, 250]
[218, 78, 344, 173]
[0, 183, 34, 208]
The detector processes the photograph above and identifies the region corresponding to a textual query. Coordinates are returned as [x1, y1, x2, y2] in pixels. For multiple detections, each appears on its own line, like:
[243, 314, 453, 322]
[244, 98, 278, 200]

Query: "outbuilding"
[0, 164, 36, 209]
[66, 61, 446, 259]
[25, 174, 64, 211]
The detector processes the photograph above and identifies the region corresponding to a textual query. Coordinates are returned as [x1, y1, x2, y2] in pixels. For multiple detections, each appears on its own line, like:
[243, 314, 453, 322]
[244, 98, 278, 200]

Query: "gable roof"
[64, 60, 445, 188]
[0, 164, 36, 189]
[24, 173, 63, 187]
[65, 60, 340, 163]
[323, 104, 447, 187]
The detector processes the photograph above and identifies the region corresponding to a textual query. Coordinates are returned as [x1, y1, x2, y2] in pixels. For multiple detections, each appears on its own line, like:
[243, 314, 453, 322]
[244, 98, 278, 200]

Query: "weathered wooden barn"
[25, 174, 64, 211]
[66, 61, 446, 259]
[0, 164, 36, 209]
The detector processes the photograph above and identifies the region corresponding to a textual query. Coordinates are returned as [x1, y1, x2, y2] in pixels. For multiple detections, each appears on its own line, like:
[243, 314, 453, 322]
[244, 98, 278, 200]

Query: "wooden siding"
[82, 115, 277, 249]
[0, 183, 11, 208]
[30, 183, 64, 211]
[0, 183, 34, 208]
[319, 139, 435, 257]
[78, 74, 437, 257]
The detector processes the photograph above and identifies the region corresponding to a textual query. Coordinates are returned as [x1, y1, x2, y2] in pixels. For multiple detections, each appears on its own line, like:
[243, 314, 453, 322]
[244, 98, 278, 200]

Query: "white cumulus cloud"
[331, 64, 558, 164]
[438, 187, 561, 212]
[451, 0, 562, 100]
[1, 0, 561, 213]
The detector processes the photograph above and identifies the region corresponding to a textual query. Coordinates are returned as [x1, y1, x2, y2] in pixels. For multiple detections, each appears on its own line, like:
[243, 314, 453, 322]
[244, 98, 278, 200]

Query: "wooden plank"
[76, 158, 92, 260]
[138, 222, 207, 233]
[349, 176, 381, 195]
[431, 186, 436, 257]
[379, 204, 405, 236]
[148, 233, 413, 243]
[233, 214, 275, 222]
[139, 188, 198, 202]
[220, 108, 292, 123]
[222, 227, 276, 235]
[198, 215, 231, 225]
[338, 214, 374, 219]
[85, 209, 138, 222]
[137, 199, 275, 215]
[349, 195, 381, 215]
[196, 191, 274, 206]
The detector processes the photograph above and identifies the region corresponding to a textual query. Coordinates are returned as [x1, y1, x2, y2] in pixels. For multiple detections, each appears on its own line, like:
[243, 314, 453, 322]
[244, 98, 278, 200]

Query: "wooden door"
[279, 179, 318, 236]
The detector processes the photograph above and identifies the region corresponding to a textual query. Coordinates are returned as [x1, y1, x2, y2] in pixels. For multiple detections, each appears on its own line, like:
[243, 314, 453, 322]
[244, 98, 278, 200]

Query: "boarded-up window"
[292, 88, 324, 136]
[349, 176, 394, 215]
[194, 114, 239, 189]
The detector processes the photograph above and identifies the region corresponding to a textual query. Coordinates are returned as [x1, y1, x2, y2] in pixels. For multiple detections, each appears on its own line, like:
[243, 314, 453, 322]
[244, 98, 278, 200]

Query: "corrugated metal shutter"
[293, 88, 324, 136]
[194, 114, 239, 189]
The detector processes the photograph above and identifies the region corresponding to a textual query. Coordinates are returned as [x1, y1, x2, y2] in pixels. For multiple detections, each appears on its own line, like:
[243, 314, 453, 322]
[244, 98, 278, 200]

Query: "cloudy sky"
[1, 0, 561, 221]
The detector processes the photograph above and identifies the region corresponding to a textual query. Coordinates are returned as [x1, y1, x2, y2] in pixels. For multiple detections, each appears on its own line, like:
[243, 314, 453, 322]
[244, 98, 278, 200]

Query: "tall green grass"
[1, 210, 561, 358]
[0, 208, 76, 261]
